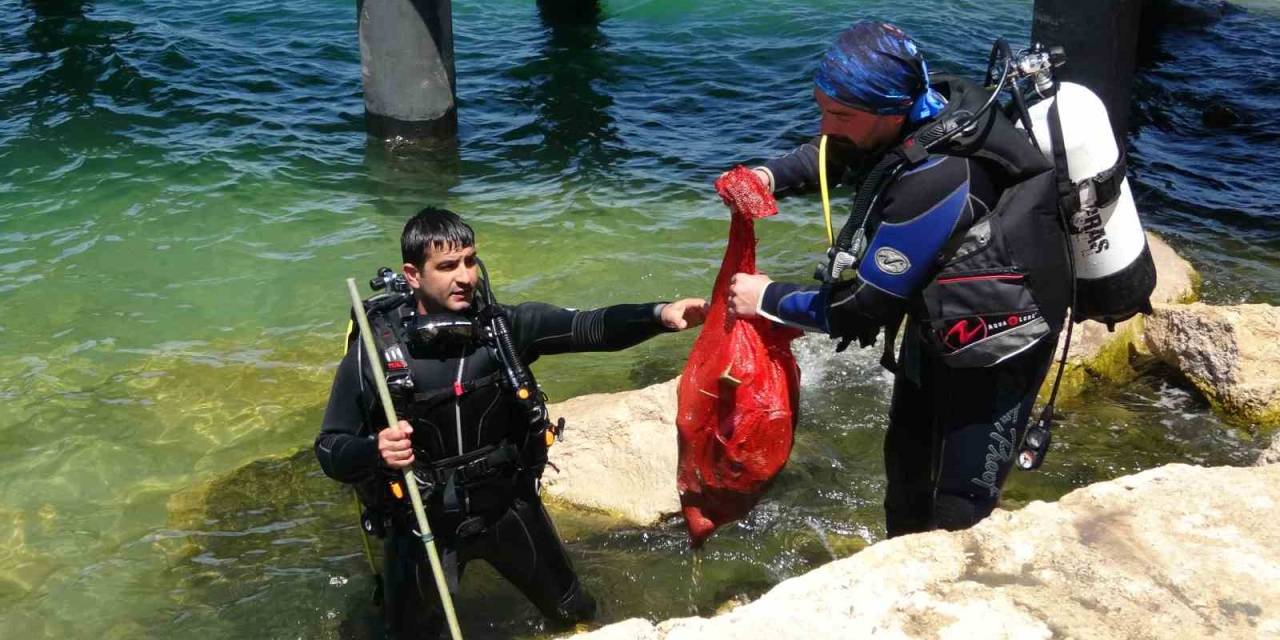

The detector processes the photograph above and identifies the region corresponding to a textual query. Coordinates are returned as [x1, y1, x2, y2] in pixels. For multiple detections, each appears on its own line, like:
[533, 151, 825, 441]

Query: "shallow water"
[0, 0, 1275, 637]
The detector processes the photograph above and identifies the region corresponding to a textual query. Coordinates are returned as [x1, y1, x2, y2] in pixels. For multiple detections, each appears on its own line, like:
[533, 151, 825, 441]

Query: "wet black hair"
[401, 206, 476, 267]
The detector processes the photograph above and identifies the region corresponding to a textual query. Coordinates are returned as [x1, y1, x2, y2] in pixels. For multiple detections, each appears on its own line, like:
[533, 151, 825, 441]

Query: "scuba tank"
[1021, 81, 1157, 329]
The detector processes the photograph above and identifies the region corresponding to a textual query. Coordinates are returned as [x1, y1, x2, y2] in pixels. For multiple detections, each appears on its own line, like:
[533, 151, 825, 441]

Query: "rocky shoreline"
[535, 232, 1280, 637]
[570, 462, 1280, 639]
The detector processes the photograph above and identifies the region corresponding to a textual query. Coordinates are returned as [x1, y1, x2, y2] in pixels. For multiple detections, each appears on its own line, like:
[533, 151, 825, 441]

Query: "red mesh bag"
[676, 166, 802, 548]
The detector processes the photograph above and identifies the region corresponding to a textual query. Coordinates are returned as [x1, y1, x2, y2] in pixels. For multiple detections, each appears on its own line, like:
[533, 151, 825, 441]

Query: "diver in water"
[316, 207, 707, 638]
[725, 21, 1072, 536]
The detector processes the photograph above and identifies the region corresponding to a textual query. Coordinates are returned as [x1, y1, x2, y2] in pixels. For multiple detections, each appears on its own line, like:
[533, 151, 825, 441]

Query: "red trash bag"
[676, 166, 802, 548]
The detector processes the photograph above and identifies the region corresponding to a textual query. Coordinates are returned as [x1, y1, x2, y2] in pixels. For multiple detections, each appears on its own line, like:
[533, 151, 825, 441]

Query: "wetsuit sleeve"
[757, 282, 830, 333]
[314, 340, 385, 484]
[760, 155, 976, 340]
[507, 301, 671, 361]
[760, 136, 856, 197]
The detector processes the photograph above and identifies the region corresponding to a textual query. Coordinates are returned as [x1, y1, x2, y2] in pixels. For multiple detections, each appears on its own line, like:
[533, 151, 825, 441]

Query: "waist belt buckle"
[459, 456, 491, 483]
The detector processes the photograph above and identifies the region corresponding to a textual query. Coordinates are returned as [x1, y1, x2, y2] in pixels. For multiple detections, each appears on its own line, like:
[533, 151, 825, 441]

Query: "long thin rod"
[346, 279, 464, 640]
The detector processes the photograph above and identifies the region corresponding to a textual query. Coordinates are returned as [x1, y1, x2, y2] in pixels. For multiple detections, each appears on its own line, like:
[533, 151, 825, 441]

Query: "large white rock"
[1144, 302, 1280, 427]
[571, 463, 1280, 639]
[542, 379, 680, 525]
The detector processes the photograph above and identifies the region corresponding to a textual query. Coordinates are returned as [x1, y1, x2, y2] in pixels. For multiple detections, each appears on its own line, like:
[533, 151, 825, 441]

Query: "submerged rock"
[571, 463, 1280, 639]
[1145, 302, 1280, 427]
[1202, 103, 1243, 129]
[1046, 232, 1198, 401]
[543, 379, 681, 525]
[1258, 436, 1280, 466]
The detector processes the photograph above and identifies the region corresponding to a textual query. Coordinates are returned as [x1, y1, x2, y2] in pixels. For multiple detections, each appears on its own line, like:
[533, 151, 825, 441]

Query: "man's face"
[815, 87, 906, 151]
[404, 243, 478, 314]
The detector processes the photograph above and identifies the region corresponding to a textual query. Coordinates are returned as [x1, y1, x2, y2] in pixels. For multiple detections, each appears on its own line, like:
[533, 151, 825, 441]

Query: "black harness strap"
[408, 371, 505, 411]
[879, 316, 904, 374]
[421, 442, 522, 487]
[1089, 150, 1126, 209]
[1048, 99, 1075, 212]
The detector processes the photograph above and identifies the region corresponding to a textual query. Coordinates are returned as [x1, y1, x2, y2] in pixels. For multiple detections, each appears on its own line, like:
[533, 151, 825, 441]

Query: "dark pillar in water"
[536, 0, 601, 25]
[1032, 0, 1142, 138]
[358, 0, 456, 142]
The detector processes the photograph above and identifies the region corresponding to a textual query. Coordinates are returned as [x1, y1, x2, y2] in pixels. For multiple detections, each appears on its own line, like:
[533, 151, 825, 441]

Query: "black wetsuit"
[755, 137, 1058, 536]
[316, 299, 671, 638]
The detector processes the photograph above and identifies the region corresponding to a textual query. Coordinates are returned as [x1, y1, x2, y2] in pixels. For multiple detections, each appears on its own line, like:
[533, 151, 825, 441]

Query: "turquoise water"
[0, 0, 1274, 637]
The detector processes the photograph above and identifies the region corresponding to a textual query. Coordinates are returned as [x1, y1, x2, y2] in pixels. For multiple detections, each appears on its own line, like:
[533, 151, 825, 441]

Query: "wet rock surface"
[1145, 302, 1280, 427]
[571, 463, 1280, 639]
[543, 379, 681, 525]
[1257, 435, 1280, 466]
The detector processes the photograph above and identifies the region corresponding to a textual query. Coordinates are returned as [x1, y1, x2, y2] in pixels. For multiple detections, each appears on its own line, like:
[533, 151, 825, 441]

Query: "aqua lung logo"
[941, 312, 1041, 352]
[874, 247, 911, 275]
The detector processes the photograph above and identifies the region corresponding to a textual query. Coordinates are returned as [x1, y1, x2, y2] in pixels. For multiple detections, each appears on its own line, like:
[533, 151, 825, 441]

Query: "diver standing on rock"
[724, 21, 1073, 536]
[315, 207, 707, 638]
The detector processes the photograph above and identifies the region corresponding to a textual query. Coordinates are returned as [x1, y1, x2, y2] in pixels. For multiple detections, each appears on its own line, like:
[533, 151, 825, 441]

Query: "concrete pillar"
[536, 0, 601, 25]
[358, 0, 456, 142]
[1032, 0, 1143, 139]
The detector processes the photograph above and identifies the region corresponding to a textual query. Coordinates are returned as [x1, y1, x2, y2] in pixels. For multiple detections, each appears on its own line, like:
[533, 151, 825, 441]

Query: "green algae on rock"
[1041, 233, 1199, 404]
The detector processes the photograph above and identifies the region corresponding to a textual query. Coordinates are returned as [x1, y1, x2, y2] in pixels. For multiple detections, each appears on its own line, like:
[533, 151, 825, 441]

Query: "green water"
[1, 0, 1275, 637]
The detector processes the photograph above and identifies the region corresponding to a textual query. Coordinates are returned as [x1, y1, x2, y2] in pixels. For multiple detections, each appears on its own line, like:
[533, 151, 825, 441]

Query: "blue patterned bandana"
[814, 21, 946, 124]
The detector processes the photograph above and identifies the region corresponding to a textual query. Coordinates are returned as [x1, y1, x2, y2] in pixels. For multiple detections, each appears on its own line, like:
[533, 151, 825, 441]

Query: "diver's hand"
[728, 273, 772, 319]
[716, 167, 773, 192]
[378, 420, 415, 469]
[661, 298, 710, 330]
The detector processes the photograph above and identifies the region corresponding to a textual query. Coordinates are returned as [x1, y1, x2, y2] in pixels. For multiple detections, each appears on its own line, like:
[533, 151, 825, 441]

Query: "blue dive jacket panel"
[856, 178, 969, 299]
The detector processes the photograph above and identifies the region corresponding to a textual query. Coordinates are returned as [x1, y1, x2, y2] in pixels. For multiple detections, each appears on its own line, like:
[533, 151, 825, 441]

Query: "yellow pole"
[818, 134, 834, 247]
[346, 279, 464, 640]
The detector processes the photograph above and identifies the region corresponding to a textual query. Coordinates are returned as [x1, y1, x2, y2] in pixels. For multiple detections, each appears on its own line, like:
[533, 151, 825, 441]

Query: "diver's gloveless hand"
[378, 420, 415, 469]
[716, 167, 773, 194]
[661, 298, 710, 331]
[727, 273, 771, 318]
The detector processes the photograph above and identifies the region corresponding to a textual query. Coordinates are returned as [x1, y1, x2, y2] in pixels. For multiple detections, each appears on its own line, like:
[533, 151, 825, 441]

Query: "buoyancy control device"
[820, 43, 1073, 371]
[1021, 80, 1157, 328]
[349, 265, 563, 536]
